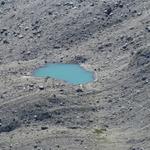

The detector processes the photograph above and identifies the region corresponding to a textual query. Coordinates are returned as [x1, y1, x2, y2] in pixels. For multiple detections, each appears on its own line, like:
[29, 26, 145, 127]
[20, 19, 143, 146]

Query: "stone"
[119, 3, 123, 8]
[26, 51, 31, 55]
[73, 55, 87, 63]
[41, 126, 48, 130]
[122, 43, 128, 49]
[137, 12, 142, 16]
[48, 11, 53, 15]
[34, 115, 38, 119]
[104, 7, 112, 16]
[10, 144, 13, 148]
[67, 126, 79, 129]
[90, 3, 95, 6]
[145, 79, 149, 83]
[29, 87, 34, 91]
[34, 145, 38, 148]
[76, 88, 83, 92]
[37, 34, 41, 38]
[0, 28, 7, 34]
[39, 85, 44, 90]
[108, 99, 112, 103]
[3, 39, 9, 44]
[29, 84, 34, 87]
[115, 1, 123, 8]
[25, 27, 29, 31]
[1, 1, 5, 5]
[129, 147, 144, 150]
[18, 34, 23, 39]
[145, 26, 150, 32]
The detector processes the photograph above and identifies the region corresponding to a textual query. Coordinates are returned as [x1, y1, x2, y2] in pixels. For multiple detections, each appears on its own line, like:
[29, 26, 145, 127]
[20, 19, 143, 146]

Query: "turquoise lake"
[33, 64, 94, 85]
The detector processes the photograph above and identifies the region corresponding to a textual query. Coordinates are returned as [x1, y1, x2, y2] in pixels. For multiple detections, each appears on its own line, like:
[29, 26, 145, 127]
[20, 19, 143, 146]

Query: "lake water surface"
[33, 63, 94, 85]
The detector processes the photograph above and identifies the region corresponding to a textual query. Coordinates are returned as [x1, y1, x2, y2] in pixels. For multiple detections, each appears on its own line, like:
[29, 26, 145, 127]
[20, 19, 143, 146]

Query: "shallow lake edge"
[31, 63, 97, 85]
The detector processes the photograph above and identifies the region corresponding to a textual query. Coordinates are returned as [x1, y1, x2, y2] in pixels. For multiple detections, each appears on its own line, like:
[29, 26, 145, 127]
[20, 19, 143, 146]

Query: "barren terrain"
[0, 0, 150, 150]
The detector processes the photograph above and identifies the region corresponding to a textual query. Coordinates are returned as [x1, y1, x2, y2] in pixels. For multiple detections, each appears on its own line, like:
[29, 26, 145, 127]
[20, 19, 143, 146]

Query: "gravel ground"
[0, 0, 150, 150]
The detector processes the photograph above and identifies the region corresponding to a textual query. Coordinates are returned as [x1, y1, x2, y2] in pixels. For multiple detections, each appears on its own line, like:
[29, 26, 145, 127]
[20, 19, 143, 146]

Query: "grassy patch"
[93, 128, 107, 135]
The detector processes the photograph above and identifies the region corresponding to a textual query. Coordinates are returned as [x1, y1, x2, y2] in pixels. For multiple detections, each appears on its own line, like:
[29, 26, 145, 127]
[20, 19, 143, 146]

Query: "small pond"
[33, 63, 94, 85]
